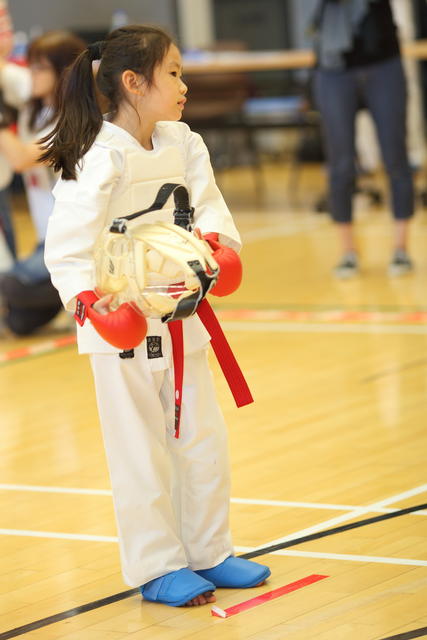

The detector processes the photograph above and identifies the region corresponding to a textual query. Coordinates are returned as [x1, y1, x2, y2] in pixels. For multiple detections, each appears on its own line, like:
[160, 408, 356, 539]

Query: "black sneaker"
[333, 252, 359, 279]
[388, 249, 413, 276]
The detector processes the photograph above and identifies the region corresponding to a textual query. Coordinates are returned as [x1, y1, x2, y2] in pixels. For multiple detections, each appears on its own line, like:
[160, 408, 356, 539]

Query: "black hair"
[40, 25, 173, 180]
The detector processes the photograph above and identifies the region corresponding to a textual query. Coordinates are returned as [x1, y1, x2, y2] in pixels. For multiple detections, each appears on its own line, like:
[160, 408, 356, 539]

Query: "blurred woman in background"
[311, 0, 414, 278]
[0, 29, 85, 334]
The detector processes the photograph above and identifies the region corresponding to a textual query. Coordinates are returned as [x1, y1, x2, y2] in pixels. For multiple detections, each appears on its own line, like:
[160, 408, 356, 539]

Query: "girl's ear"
[121, 69, 145, 96]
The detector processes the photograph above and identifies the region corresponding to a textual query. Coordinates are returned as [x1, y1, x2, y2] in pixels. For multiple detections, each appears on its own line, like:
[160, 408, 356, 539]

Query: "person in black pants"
[311, 0, 414, 278]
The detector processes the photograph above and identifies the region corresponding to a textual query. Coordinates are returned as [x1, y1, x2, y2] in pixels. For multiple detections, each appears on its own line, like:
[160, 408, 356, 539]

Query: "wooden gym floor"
[1, 163, 426, 639]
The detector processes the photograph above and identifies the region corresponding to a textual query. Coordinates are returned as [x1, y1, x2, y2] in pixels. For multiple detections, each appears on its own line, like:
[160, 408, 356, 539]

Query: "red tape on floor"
[218, 309, 427, 324]
[211, 573, 328, 618]
[1, 308, 425, 365]
[0, 334, 76, 363]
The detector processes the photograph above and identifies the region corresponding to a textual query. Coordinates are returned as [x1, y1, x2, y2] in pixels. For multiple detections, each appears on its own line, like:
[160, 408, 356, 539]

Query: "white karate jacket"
[45, 120, 241, 364]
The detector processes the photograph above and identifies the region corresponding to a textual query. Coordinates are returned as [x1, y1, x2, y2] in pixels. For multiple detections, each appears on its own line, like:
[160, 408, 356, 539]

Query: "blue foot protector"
[195, 556, 271, 588]
[140, 568, 216, 607]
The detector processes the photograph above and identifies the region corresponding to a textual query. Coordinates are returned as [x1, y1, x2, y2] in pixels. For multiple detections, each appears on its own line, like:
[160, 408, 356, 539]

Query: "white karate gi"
[45, 120, 241, 586]
[0, 63, 56, 242]
[0, 62, 31, 191]
[0, 63, 31, 270]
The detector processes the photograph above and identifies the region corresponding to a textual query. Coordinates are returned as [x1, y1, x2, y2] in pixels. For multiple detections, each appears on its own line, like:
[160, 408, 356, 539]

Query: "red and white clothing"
[0, 62, 56, 241]
[45, 120, 241, 586]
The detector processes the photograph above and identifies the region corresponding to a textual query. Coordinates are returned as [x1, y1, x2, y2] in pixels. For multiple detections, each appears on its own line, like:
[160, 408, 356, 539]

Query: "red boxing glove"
[74, 290, 147, 350]
[203, 233, 242, 297]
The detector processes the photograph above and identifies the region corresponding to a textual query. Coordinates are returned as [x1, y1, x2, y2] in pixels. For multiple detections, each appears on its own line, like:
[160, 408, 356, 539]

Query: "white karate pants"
[90, 347, 234, 587]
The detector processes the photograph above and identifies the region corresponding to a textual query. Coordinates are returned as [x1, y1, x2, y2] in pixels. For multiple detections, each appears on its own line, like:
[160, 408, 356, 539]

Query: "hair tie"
[87, 41, 105, 61]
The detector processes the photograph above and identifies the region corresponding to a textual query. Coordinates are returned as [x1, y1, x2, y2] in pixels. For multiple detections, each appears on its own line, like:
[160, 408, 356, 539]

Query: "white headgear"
[95, 184, 219, 322]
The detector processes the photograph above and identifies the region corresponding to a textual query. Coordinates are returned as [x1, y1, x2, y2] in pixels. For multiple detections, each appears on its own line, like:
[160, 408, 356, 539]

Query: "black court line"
[240, 501, 427, 559]
[380, 627, 427, 640]
[362, 357, 427, 383]
[1, 501, 426, 639]
[0, 589, 140, 640]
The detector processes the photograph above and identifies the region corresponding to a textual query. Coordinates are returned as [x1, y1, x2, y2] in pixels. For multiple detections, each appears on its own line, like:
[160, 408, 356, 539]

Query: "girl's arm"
[183, 126, 241, 252]
[182, 125, 243, 297]
[44, 144, 124, 311]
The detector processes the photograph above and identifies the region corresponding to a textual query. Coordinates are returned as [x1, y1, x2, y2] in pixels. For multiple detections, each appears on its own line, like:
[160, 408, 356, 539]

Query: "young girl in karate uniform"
[42, 25, 270, 607]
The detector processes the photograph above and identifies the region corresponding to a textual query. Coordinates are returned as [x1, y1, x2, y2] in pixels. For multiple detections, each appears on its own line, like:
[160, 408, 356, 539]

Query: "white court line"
[234, 546, 427, 567]
[249, 484, 427, 552]
[232, 497, 391, 512]
[1, 485, 425, 567]
[0, 529, 118, 542]
[1, 484, 425, 568]
[240, 220, 427, 244]
[241, 220, 327, 243]
[0, 484, 112, 496]
[0, 531, 425, 568]
[1, 484, 426, 515]
[373, 484, 427, 508]
[221, 321, 427, 335]
[231, 497, 427, 516]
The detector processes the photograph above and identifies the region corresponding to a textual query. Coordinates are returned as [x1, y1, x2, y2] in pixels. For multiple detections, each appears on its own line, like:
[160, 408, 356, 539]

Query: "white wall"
[176, 0, 214, 50]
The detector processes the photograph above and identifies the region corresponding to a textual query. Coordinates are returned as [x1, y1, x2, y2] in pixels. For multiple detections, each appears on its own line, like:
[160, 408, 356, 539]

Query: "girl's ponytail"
[41, 26, 173, 181]
[40, 45, 104, 180]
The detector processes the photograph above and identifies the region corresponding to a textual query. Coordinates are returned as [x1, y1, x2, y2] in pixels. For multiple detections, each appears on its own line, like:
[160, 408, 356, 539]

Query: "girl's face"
[140, 44, 187, 123]
[29, 56, 57, 103]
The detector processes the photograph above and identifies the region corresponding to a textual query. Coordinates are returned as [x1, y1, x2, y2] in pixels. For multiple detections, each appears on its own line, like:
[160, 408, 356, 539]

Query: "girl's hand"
[93, 293, 114, 315]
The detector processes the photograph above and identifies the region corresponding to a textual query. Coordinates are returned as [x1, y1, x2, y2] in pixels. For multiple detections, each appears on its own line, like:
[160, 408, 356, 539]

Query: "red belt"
[168, 299, 253, 438]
